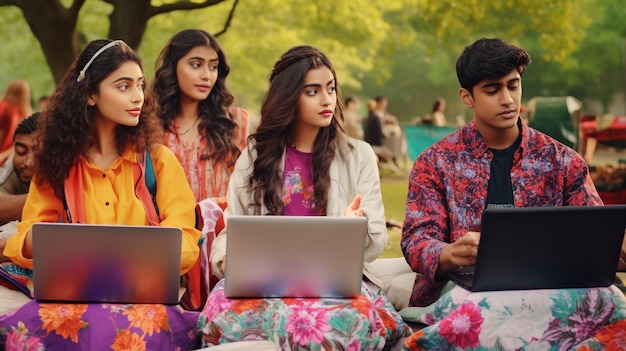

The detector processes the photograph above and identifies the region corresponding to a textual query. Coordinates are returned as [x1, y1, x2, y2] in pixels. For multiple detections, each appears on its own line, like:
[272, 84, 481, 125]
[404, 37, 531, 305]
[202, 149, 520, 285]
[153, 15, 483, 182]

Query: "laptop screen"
[32, 223, 182, 304]
[224, 216, 367, 298]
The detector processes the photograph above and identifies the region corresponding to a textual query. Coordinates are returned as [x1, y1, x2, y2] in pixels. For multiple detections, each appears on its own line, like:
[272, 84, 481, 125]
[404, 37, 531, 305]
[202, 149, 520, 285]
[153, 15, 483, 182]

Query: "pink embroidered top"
[164, 107, 249, 202]
[282, 145, 323, 216]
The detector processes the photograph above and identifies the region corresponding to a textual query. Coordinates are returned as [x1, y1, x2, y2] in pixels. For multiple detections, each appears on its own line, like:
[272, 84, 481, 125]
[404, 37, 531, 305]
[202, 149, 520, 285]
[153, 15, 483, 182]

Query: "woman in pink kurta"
[151, 29, 248, 201]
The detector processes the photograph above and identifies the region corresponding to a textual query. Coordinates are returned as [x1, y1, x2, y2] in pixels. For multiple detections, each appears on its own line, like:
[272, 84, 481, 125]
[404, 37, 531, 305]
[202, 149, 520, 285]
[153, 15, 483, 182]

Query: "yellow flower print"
[39, 304, 88, 343]
[123, 304, 169, 336]
[111, 329, 146, 351]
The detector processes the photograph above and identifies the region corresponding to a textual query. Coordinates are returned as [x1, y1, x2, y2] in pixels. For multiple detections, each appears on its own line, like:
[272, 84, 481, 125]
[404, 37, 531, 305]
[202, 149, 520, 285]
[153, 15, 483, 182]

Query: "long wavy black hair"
[151, 29, 240, 166]
[249, 45, 346, 215]
[35, 39, 161, 189]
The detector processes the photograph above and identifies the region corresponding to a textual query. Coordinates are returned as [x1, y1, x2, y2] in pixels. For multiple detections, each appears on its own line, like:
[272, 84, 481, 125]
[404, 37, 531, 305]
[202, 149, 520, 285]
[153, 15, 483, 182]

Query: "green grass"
[379, 170, 410, 258]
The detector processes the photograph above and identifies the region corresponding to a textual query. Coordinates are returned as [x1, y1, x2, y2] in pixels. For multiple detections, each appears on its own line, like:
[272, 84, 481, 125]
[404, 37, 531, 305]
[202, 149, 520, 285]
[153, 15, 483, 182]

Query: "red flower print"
[595, 319, 626, 351]
[437, 301, 484, 348]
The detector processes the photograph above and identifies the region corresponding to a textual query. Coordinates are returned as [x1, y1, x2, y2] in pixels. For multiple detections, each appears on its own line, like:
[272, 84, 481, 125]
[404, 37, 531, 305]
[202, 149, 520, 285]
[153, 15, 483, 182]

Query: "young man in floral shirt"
[401, 38, 605, 307]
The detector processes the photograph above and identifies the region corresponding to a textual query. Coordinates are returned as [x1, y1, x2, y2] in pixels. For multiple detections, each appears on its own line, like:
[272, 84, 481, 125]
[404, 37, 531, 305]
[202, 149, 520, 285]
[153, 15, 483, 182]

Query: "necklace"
[178, 116, 199, 136]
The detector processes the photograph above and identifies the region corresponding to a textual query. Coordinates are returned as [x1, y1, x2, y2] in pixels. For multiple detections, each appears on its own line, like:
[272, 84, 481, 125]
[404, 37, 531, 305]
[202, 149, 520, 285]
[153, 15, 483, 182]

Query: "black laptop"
[448, 205, 626, 292]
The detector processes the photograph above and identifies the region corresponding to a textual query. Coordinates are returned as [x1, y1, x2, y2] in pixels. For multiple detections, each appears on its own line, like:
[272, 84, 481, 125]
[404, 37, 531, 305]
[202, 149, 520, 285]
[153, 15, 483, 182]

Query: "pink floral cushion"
[198, 279, 412, 349]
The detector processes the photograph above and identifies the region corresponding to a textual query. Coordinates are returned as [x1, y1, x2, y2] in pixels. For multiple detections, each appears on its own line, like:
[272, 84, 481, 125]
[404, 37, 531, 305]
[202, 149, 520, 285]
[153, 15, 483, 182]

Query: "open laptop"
[224, 216, 368, 298]
[32, 222, 182, 304]
[448, 205, 626, 292]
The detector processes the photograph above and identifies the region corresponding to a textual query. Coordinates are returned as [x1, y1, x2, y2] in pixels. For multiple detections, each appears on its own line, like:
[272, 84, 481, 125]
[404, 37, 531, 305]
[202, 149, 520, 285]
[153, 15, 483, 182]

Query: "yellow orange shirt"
[4, 145, 201, 274]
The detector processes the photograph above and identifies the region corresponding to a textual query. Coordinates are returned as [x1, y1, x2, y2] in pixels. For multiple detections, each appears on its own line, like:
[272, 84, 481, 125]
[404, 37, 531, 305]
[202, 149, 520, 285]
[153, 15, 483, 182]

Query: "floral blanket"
[401, 285, 626, 350]
[0, 263, 201, 350]
[198, 279, 412, 350]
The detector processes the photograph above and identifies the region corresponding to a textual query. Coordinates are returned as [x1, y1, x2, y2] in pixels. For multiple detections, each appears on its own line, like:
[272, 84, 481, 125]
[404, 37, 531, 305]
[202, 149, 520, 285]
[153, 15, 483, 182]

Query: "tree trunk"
[2, 0, 231, 83]
[17, 0, 83, 83]
[107, 0, 152, 50]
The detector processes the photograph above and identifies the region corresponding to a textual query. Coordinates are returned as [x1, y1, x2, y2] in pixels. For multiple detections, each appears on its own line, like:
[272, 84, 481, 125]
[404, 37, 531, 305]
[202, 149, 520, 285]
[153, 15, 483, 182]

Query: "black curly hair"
[35, 39, 162, 188]
[249, 45, 347, 215]
[151, 29, 240, 167]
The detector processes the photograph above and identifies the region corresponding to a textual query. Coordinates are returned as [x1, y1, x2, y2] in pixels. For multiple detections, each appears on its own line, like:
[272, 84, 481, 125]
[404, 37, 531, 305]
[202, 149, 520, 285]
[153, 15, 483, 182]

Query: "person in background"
[0, 112, 40, 226]
[37, 95, 50, 111]
[364, 98, 384, 147]
[198, 45, 410, 350]
[343, 95, 364, 139]
[364, 98, 395, 167]
[0, 79, 32, 166]
[376, 95, 404, 168]
[430, 97, 447, 126]
[0, 39, 201, 349]
[151, 29, 248, 202]
[0, 112, 41, 263]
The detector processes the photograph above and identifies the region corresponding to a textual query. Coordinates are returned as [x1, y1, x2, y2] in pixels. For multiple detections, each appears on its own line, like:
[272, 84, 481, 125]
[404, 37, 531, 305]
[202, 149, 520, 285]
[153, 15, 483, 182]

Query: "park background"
[2, 0, 626, 258]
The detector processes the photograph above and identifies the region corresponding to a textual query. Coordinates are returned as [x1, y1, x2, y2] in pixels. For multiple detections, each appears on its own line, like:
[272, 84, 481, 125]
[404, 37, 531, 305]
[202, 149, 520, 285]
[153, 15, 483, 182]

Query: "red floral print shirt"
[402, 118, 602, 307]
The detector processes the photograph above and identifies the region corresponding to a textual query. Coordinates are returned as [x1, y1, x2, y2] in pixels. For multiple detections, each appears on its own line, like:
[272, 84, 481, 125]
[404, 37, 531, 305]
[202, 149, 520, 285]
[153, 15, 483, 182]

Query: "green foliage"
[380, 177, 409, 258]
[2, 0, 626, 121]
[522, 0, 626, 109]
[0, 7, 55, 101]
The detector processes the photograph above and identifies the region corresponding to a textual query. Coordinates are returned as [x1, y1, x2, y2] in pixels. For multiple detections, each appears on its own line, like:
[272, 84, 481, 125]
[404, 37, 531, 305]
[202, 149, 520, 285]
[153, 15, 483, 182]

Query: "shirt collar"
[465, 117, 527, 158]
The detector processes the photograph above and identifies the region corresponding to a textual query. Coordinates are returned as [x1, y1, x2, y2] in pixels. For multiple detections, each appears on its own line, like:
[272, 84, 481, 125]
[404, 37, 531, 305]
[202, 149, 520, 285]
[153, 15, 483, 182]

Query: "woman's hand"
[344, 195, 364, 217]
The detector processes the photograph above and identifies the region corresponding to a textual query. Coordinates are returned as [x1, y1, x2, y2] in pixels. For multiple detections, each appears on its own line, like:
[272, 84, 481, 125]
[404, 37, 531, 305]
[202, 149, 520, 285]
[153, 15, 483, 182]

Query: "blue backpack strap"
[144, 149, 159, 216]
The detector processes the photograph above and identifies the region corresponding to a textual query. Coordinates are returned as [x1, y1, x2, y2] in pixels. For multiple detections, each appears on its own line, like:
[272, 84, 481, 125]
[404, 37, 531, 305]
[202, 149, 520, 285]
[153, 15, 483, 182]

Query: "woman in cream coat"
[197, 45, 410, 350]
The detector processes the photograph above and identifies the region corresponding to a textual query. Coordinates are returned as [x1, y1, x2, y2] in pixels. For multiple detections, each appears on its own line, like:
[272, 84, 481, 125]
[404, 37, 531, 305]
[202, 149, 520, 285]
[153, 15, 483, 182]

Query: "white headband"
[76, 40, 124, 82]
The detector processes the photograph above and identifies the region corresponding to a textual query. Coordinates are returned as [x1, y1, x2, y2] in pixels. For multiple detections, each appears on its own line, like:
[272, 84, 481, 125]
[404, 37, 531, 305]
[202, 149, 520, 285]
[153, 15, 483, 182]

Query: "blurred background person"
[344, 95, 363, 139]
[37, 95, 50, 111]
[365, 98, 392, 164]
[431, 97, 448, 126]
[0, 80, 32, 166]
[377, 95, 405, 168]
[0, 112, 40, 262]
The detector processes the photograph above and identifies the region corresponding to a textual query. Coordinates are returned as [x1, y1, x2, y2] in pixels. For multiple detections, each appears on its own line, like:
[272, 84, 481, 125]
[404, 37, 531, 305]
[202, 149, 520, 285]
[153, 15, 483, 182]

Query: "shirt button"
[105, 202, 110, 206]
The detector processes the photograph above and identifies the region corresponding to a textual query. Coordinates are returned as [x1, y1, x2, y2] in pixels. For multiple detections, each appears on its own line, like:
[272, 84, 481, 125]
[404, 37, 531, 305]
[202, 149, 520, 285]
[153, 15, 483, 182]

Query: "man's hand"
[436, 231, 480, 279]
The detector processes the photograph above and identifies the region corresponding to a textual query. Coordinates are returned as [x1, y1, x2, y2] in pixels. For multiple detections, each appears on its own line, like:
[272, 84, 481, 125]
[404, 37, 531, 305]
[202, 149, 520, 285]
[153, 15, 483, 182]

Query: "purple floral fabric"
[0, 301, 201, 350]
[0, 262, 201, 350]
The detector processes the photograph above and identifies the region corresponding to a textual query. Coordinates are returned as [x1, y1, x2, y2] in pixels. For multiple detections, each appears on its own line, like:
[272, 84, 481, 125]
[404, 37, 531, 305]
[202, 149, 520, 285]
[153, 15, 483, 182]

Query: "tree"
[1, 0, 614, 119]
[0, 0, 237, 83]
[358, 0, 599, 120]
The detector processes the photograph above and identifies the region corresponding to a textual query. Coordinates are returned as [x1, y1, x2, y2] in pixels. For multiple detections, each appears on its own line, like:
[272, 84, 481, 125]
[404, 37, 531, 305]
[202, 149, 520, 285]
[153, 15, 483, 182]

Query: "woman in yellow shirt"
[0, 39, 202, 350]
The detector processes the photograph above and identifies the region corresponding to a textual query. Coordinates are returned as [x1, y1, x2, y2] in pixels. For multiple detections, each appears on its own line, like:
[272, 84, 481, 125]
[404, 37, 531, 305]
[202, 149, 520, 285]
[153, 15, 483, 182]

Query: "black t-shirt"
[486, 133, 522, 208]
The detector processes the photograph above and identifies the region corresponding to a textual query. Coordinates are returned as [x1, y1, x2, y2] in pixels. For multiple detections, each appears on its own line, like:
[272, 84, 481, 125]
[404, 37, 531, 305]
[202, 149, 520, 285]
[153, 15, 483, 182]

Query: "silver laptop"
[224, 216, 367, 298]
[448, 205, 626, 292]
[32, 222, 182, 304]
